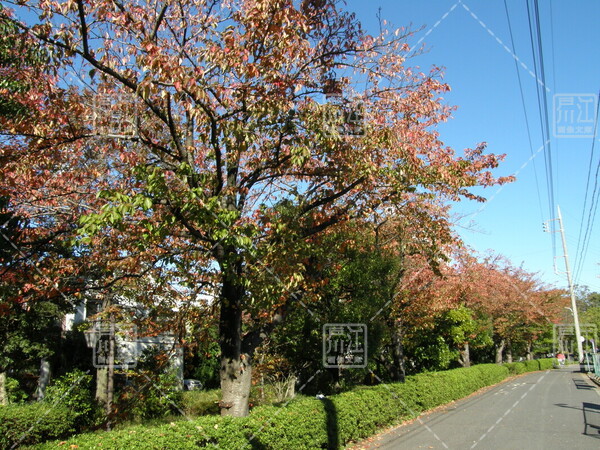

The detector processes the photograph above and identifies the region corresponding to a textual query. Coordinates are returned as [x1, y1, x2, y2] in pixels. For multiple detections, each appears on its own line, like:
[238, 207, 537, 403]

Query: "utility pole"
[556, 205, 584, 363]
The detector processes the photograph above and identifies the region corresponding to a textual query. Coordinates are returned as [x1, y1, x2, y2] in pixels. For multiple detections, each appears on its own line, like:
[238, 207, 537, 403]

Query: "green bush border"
[37, 364, 512, 449]
[0, 402, 77, 448]
[503, 358, 557, 375]
[6, 359, 556, 449]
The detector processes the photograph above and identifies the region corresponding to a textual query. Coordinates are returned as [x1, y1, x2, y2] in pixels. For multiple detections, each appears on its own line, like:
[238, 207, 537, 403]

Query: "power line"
[573, 93, 599, 281]
[533, 0, 556, 220]
[503, 0, 544, 221]
[527, 0, 556, 257]
[573, 94, 600, 286]
[548, 0, 559, 197]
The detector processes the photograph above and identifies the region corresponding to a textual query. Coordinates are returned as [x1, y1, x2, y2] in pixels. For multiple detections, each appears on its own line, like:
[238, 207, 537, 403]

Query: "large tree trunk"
[0, 371, 7, 405]
[506, 341, 513, 363]
[218, 260, 252, 417]
[35, 358, 51, 401]
[495, 339, 505, 364]
[390, 317, 405, 383]
[526, 342, 533, 361]
[459, 342, 471, 367]
[219, 354, 252, 417]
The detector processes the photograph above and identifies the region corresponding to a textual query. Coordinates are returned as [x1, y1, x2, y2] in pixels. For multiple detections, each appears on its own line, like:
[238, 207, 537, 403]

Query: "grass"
[180, 381, 300, 418]
[180, 388, 221, 416]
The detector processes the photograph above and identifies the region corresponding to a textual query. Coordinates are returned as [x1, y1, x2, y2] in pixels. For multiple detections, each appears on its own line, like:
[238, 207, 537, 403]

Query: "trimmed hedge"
[0, 402, 78, 448]
[503, 362, 527, 375]
[38, 364, 509, 449]
[503, 358, 557, 375]
[539, 358, 557, 370]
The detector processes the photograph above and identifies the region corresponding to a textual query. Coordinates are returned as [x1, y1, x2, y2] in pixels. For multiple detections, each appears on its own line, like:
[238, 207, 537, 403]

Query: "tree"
[577, 287, 600, 313]
[580, 301, 600, 351]
[7, 0, 513, 416]
[0, 6, 75, 404]
[0, 192, 76, 403]
[378, 203, 471, 376]
[458, 254, 567, 364]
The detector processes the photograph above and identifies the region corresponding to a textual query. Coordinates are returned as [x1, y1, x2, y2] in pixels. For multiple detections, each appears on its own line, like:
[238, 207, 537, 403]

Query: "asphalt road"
[355, 367, 600, 449]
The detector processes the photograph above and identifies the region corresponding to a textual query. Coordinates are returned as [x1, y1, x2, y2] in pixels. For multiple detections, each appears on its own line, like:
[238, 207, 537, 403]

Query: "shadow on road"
[572, 378, 596, 390]
[554, 402, 600, 439]
[554, 402, 581, 411]
[583, 402, 600, 438]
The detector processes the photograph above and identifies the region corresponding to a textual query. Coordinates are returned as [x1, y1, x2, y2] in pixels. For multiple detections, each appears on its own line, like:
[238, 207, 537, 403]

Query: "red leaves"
[2, 1, 521, 365]
[452, 254, 568, 339]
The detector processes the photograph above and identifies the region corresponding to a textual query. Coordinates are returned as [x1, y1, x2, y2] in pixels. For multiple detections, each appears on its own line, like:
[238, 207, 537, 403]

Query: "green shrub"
[0, 402, 77, 448]
[504, 362, 526, 375]
[116, 368, 184, 421]
[522, 359, 540, 372]
[39, 364, 510, 449]
[114, 347, 185, 422]
[471, 363, 510, 385]
[6, 376, 28, 403]
[44, 368, 100, 428]
[0, 369, 105, 447]
[189, 340, 221, 390]
[504, 358, 557, 374]
[538, 358, 557, 370]
[410, 364, 508, 411]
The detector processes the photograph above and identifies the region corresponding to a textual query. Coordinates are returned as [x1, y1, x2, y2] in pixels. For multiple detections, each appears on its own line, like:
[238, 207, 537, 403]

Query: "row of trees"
[253, 225, 569, 391]
[0, 0, 576, 420]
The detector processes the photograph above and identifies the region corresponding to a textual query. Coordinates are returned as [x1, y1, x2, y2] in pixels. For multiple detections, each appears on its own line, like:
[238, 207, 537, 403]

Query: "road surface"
[353, 366, 600, 449]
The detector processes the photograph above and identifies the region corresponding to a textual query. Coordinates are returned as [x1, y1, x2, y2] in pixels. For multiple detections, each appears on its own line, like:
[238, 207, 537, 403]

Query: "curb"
[587, 373, 600, 387]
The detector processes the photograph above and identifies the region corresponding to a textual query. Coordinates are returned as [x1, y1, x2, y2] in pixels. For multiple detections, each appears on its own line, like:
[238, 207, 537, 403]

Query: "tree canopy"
[2, 0, 518, 416]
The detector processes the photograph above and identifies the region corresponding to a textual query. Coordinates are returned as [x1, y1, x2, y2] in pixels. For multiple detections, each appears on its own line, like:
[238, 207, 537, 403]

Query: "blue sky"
[347, 0, 600, 293]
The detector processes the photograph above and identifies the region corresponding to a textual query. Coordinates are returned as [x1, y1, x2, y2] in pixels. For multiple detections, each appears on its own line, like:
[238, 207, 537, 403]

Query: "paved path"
[352, 367, 600, 449]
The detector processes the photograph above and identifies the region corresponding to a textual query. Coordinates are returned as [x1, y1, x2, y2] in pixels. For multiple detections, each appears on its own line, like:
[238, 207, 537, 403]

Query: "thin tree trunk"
[459, 342, 471, 367]
[95, 368, 108, 405]
[526, 342, 533, 361]
[94, 296, 115, 425]
[0, 371, 7, 405]
[506, 341, 513, 363]
[35, 358, 51, 401]
[390, 317, 405, 382]
[495, 339, 505, 364]
[106, 314, 115, 429]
